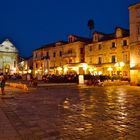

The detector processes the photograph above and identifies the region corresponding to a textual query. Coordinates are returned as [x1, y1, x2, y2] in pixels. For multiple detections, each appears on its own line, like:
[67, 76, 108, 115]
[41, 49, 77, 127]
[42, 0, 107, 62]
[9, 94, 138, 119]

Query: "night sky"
[0, 0, 139, 57]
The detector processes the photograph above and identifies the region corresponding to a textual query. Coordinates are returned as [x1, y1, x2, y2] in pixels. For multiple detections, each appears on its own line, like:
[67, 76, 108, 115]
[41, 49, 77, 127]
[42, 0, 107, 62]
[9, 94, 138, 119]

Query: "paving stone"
[0, 86, 140, 139]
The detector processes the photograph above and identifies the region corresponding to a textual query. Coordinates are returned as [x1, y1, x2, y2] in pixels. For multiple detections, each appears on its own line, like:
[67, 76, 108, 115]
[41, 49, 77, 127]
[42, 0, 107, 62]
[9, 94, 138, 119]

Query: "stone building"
[32, 2, 140, 82]
[85, 27, 130, 77]
[0, 39, 18, 75]
[33, 35, 91, 77]
[129, 2, 140, 85]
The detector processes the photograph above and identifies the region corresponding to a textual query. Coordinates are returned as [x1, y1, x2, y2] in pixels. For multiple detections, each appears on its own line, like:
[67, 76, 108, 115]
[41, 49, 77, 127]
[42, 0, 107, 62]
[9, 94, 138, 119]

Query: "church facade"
[0, 39, 18, 75]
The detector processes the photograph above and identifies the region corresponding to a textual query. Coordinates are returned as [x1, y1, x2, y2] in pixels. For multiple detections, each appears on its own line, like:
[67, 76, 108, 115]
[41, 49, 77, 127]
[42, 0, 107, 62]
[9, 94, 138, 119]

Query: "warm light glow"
[93, 67, 97, 71]
[35, 70, 38, 74]
[79, 75, 84, 84]
[130, 63, 135, 68]
[120, 62, 125, 67]
[89, 68, 93, 73]
[57, 67, 62, 71]
[107, 67, 113, 71]
[82, 63, 88, 71]
[98, 71, 102, 75]
[64, 67, 68, 73]
[28, 69, 31, 73]
[115, 62, 125, 67]
[12, 67, 16, 72]
[45, 69, 48, 73]
[23, 71, 27, 74]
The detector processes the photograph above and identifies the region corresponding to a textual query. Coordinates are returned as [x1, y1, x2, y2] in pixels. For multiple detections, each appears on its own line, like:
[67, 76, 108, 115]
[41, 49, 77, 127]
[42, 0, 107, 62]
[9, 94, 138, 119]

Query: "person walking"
[0, 74, 6, 95]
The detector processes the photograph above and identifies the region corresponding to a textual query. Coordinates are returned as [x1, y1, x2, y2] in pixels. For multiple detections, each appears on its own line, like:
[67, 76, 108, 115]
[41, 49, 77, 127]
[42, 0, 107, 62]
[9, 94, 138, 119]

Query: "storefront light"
[107, 67, 113, 71]
[57, 67, 62, 71]
[64, 67, 68, 73]
[82, 63, 88, 71]
[28, 69, 31, 73]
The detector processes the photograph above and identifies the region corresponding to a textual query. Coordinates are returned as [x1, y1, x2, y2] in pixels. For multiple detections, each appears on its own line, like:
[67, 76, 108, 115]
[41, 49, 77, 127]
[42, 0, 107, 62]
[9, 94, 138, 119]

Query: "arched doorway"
[4, 64, 10, 74]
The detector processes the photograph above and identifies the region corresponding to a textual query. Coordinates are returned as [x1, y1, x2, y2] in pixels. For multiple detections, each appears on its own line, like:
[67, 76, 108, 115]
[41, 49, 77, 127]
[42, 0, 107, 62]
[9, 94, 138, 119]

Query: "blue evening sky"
[0, 0, 139, 57]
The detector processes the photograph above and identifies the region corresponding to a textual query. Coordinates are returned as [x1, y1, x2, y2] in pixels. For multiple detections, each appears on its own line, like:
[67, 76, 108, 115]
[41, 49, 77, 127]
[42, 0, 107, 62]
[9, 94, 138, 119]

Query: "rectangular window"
[98, 44, 102, 50]
[46, 52, 49, 57]
[112, 42, 116, 48]
[53, 52, 56, 57]
[112, 55, 116, 63]
[60, 51, 62, 56]
[98, 57, 102, 64]
[123, 40, 127, 46]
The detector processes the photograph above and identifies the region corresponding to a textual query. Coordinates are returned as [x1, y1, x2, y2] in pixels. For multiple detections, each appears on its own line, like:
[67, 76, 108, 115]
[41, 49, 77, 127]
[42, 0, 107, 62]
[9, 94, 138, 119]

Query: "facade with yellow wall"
[85, 27, 130, 77]
[129, 2, 140, 85]
[33, 35, 90, 77]
[32, 2, 140, 82]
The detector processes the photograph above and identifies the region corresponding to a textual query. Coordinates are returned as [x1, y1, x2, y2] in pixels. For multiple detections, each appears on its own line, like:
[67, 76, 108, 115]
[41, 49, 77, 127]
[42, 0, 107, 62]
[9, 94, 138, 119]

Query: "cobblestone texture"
[0, 85, 140, 140]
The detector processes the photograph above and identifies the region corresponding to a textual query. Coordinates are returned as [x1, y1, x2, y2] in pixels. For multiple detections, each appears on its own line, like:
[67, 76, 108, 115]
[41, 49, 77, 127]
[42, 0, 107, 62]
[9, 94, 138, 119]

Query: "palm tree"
[87, 19, 94, 38]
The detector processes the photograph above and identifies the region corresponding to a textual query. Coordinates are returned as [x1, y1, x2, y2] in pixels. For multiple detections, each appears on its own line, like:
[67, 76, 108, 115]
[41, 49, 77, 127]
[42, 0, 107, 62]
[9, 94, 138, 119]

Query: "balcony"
[62, 52, 76, 58]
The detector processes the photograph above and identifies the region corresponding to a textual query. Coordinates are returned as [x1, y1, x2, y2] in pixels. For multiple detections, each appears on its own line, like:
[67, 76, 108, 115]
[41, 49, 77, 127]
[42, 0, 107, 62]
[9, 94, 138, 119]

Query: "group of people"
[0, 73, 6, 95]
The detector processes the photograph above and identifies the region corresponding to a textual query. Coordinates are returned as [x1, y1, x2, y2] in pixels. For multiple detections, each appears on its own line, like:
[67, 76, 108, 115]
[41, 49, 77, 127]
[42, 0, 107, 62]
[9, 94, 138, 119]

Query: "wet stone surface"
[0, 85, 140, 139]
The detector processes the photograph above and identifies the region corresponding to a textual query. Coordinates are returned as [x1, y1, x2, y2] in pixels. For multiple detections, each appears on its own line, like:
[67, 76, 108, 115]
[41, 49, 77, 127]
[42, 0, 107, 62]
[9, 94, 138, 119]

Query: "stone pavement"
[0, 85, 140, 140]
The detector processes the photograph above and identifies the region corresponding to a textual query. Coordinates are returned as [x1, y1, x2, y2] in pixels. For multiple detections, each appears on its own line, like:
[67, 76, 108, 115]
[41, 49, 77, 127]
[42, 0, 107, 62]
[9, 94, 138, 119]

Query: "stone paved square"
[0, 85, 140, 140]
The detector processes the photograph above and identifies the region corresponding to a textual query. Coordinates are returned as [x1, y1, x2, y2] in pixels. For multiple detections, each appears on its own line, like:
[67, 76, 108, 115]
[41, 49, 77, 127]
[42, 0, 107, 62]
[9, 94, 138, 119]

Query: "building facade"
[33, 35, 90, 77]
[129, 2, 140, 85]
[0, 39, 18, 75]
[32, 2, 140, 82]
[85, 27, 130, 77]
[33, 30, 130, 78]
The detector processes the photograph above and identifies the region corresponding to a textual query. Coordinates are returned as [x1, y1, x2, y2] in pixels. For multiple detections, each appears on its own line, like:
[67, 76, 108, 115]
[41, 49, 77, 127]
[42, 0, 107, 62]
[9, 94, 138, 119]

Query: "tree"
[87, 19, 94, 38]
